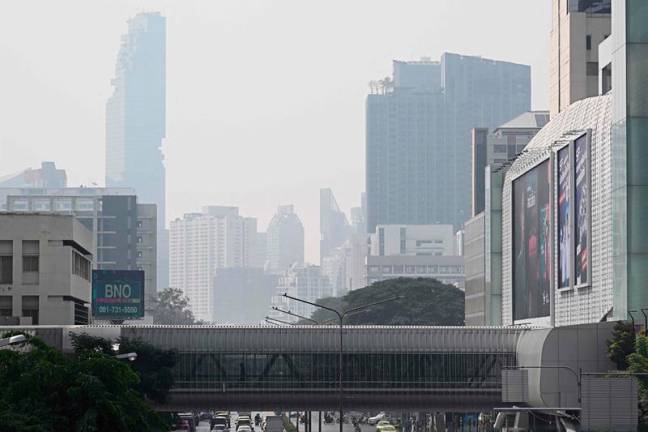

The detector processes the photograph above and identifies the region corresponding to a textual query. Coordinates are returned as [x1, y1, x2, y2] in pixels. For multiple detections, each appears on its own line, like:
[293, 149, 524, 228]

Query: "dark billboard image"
[574, 135, 590, 286]
[557, 146, 571, 289]
[92, 270, 145, 320]
[513, 160, 551, 321]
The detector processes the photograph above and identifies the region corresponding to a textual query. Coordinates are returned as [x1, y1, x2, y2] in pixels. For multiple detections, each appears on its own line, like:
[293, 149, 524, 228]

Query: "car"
[377, 426, 396, 432]
[368, 413, 386, 425]
[376, 421, 391, 427]
[212, 426, 227, 432]
[238, 426, 253, 432]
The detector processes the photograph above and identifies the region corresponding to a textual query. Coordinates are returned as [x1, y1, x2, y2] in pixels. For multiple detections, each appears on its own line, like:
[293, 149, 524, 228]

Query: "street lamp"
[113, 352, 138, 362]
[0, 334, 27, 348]
[272, 307, 320, 324]
[265, 316, 296, 326]
[283, 293, 401, 432]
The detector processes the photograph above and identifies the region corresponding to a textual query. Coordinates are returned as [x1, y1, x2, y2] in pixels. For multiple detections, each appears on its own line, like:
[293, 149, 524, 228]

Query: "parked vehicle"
[368, 413, 386, 425]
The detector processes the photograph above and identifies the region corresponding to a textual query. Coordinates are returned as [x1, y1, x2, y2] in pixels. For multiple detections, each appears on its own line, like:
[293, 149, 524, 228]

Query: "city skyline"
[0, 0, 551, 263]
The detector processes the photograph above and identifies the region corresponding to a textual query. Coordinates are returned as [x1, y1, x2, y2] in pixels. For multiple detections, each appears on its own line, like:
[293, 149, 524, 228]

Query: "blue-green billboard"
[92, 270, 145, 320]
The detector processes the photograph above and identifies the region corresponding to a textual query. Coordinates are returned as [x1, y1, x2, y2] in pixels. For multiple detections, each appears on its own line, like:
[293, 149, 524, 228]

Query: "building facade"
[0, 214, 93, 325]
[169, 206, 259, 321]
[549, 0, 611, 117]
[366, 54, 530, 233]
[105, 12, 168, 291]
[212, 267, 277, 324]
[366, 255, 465, 290]
[0, 188, 157, 296]
[369, 224, 455, 257]
[266, 205, 305, 273]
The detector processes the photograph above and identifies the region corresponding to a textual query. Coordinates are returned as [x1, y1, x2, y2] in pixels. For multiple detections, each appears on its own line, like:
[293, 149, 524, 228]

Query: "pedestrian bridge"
[20, 325, 528, 411]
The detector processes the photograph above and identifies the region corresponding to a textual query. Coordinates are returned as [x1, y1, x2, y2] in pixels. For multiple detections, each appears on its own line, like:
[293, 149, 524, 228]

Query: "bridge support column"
[319, 411, 322, 432]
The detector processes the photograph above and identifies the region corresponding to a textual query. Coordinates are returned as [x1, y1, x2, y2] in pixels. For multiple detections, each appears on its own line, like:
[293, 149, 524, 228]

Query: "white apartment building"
[369, 224, 455, 257]
[0, 213, 93, 325]
[169, 206, 258, 322]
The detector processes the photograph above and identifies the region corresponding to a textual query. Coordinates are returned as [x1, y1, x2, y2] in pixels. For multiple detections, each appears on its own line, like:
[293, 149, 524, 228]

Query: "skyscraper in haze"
[320, 188, 350, 263]
[266, 205, 305, 273]
[105, 12, 168, 288]
[366, 54, 531, 233]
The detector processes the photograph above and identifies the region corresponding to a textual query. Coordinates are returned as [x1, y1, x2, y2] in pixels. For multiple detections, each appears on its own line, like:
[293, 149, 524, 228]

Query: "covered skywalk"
[70, 325, 527, 411]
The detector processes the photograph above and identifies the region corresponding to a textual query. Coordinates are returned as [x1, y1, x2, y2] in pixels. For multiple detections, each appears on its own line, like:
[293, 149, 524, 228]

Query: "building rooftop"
[494, 111, 550, 132]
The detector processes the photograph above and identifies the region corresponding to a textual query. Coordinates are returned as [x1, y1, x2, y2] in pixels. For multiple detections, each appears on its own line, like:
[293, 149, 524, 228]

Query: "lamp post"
[283, 293, 401, 432]
[0, 334, 26, 348]
[265, 316, 296, 326]
[272, 307, 320, 324]
[113, 352, 138, 362]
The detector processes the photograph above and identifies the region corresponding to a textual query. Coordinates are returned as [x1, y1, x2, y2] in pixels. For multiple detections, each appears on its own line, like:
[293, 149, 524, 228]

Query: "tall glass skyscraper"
[105, 12, 167, 288]
[366, 54, 531, 233]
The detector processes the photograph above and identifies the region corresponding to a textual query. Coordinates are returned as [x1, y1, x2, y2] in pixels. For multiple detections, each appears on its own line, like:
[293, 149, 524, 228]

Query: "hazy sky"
[0, 1, 550, 263]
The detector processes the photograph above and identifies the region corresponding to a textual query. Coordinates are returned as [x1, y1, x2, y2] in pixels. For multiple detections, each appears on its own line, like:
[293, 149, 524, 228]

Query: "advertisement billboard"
[92, 270, 145, 320]
[574, 134, 590, 286]
[557, 146, 571, 289]
[513, 160, 551, 321]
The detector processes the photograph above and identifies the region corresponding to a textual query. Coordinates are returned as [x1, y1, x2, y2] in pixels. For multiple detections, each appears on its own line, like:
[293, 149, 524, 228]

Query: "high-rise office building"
[366, 54, 530, 233]
[549, 0, 611, 117]
[169, 206, 259, 321]
[320, 188, 350, 263]
[266, 205, 304, 273]
[105, 12, 168, 290]
[0, 162, 67, 189]
[471, 111, 550, 216]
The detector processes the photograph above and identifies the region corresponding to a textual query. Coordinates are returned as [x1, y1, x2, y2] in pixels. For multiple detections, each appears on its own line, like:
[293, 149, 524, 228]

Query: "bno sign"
[92, 270, 145, 320]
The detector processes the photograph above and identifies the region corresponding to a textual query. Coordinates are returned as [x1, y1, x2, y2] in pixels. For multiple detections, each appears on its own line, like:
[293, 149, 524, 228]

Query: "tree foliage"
[307, 277, 464, 326]
[0, 333, 168, 432]
[70, 333, 178, 404]
[607, 320, 636, 370]
[150, 287, 203, 325]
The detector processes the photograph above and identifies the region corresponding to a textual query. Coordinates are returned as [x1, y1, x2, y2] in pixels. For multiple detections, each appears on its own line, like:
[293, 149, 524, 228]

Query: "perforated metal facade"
[502, 95, 613, 326]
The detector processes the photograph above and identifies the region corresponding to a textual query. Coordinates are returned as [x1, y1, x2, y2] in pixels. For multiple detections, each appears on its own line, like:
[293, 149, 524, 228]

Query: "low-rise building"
[0, 213, 93, 325]
[366, 255, 464, 290]
[0, 187, 157, 294]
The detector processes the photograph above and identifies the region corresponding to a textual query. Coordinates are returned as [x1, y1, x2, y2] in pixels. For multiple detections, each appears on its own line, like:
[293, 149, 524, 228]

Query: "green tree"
[0, 333, 168, 432]
[307, 277, 464, 326]
[607, 320, 636, 370]
[150, 287, 203, 325]
[627, 333, 648, 429]
[70, 333, 178, 404]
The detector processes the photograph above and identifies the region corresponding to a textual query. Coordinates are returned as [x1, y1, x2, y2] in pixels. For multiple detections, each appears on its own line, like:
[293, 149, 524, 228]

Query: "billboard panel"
[557, 146, 571, 289]
[574, 134, 590, 286]
[513, 160, 551, 321]
[92, 270, 145, 320]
